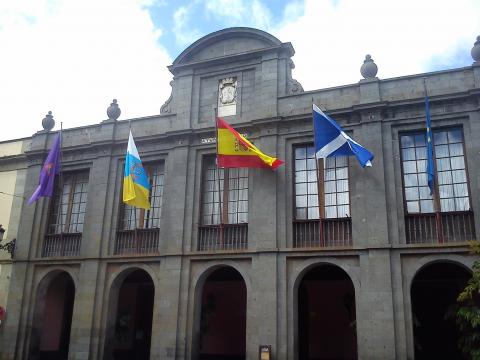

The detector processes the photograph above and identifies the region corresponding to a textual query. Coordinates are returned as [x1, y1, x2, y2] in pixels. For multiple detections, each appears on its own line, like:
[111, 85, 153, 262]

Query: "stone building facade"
[0, 139, 27, 316]
[1, 28, 480, 360]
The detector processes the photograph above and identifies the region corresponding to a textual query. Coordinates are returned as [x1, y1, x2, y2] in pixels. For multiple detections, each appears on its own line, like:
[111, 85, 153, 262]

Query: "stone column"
[356, 250, 396, 359]
[159, 144, 189, 253]
[350, 114, 389, 247]
[173, 70, 194, 129]
[255, 56, 278, 119]
[156, 256, 183, 359]
[249, 132, 280, 250]
[80, 155, 113, 257]
[81, 120, 115, 257]
[68, 260, 100, 360]
[249, 254, 278, 359]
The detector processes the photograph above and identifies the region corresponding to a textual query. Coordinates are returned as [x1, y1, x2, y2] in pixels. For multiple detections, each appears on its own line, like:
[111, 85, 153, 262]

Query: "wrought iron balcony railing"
[293, 218, 352, 248]
[405, 211, 475, 244]
[114, 228, 160, 255]
[198, 223, 248, 251]
[42, 233, 81, 257]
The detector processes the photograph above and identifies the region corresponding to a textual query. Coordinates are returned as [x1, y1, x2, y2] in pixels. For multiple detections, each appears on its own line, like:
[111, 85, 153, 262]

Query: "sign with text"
[259, 345, 272, 360]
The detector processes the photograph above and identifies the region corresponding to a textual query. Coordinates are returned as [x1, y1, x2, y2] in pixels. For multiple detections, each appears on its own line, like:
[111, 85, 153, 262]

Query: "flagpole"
[59, 121, 64, 253]
[128, 121, 139, 246]
[312, 99, 325, 246]
[214, 108, 224, 246]
[423, 78, 443, 243]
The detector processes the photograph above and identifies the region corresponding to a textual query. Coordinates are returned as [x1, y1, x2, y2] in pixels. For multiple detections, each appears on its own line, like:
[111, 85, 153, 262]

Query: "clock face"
[220, 84, 236, 104]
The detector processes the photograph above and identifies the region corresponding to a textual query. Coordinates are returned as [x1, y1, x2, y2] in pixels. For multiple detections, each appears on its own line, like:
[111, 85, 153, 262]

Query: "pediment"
[172, 27, 284, 67]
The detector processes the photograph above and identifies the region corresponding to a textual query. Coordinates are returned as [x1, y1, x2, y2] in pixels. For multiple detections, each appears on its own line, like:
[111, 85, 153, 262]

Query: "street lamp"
[0, 225, 15, 258]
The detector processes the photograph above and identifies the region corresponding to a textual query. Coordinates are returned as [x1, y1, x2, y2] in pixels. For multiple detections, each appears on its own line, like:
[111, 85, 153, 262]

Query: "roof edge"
[172, 27, 285, 67]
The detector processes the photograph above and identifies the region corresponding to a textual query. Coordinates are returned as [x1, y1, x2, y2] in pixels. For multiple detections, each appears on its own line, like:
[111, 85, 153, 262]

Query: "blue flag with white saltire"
[313, 104, 374, 167]
[425, 96, 435, 195]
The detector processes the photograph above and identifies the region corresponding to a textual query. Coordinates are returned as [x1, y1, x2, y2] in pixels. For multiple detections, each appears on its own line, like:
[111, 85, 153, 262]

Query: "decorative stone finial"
[42, 111, 55, 131]
[472, 36, 480, 62]
[360, 54, 378, 79]
[107, 99, 121, 121]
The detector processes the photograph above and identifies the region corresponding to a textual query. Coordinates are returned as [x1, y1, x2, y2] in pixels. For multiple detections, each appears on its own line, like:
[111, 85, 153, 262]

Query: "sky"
[0, 0, 479, 141]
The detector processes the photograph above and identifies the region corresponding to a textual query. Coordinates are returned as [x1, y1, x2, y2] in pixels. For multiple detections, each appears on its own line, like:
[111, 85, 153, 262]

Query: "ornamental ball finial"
[42, 111, 55, 131]
[360, 54, 378, 79]
[472, 35, 480, 62]
[107, 99, 121, 121]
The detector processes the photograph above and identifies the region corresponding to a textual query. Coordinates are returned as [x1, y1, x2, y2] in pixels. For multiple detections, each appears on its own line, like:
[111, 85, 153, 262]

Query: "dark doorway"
[111, 269, 155, 360]
[198, 267, 246, 360]
[298, 265, 357, 360]
[33, 272, 75, 360]
[411, 262, 471, 360]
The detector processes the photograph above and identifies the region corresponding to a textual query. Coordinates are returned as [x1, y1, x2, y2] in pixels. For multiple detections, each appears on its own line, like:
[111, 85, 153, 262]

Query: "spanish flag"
[123, 131, 151, 209]
[216, 117, 283, 169]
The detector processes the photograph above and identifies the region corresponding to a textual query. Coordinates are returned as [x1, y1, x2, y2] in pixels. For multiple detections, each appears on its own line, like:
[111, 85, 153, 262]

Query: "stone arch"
[34, 266, 79, 294]
[407, 256, 473, 290]
[29, 269, 76, 359]
[191, 262, 250, 360]
[402, 254, 474, 357]
[192, 261, 252, 297]
[291, 259, 360, 360]
[292, 258, 360, 297]
[103, 266, 157, 360]
[173, 27, 283, 66]
[409, 258, 472, 359]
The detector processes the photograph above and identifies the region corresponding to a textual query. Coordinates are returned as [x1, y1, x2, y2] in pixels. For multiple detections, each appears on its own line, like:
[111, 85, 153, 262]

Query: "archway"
[298, 264, 357, 360]
[31, 271, 76, 360]
[197, 266, 247, 360]
[107, 269, 155, 360]
[411, 261, 471, 359]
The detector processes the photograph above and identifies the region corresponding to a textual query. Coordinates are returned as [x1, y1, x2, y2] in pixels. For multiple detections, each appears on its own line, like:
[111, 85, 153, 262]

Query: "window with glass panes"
[400, 128, 470, 213]
[48, 171, 89, 234]
[201, 156, 248, 225]
[294, 145, 350, 219]
[120, 163, 164, 230]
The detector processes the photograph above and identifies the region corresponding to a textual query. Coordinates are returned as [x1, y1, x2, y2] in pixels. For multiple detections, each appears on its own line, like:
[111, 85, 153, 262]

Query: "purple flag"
[27, 133, 61, 204]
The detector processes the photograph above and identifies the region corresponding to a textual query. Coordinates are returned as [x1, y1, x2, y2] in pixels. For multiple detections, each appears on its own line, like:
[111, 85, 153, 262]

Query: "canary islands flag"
[123, 131, 150, 209]
[217, 117, 283, 169]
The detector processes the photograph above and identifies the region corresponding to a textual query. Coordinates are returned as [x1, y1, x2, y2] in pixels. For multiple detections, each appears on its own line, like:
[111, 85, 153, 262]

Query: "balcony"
[293, 218, 352, 248]
[198, 223, 248, 251]
[405, 211, 475, 244]
[114, 228, 160, 255]
[42, 233, 81, 257]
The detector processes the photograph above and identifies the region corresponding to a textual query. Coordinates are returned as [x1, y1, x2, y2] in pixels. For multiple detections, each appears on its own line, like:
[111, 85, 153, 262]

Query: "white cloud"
[203, 0, 272, 29]
[2, 0, 479, 142]
[274, 0, 480, 91]
[204, 0, 247, 22]
[251, 0, 272, 30]
[173, 4, 203, 46]
[0, 0, 173, 141]
[281, 0, 304, 21]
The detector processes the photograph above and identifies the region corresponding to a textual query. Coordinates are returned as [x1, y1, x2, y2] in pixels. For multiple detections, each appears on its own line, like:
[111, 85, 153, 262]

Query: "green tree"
[455, 241, 480, 359]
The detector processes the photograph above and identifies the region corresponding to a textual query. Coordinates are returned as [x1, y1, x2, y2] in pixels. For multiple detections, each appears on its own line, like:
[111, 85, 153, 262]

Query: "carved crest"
[219, 77, 237, 105]
[234, 138, 249, 152]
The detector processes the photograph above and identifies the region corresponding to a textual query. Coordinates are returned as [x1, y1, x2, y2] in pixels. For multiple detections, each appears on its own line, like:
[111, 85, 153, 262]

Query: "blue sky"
[147, 0, 300, 57]
[0, 0, 479, 141]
